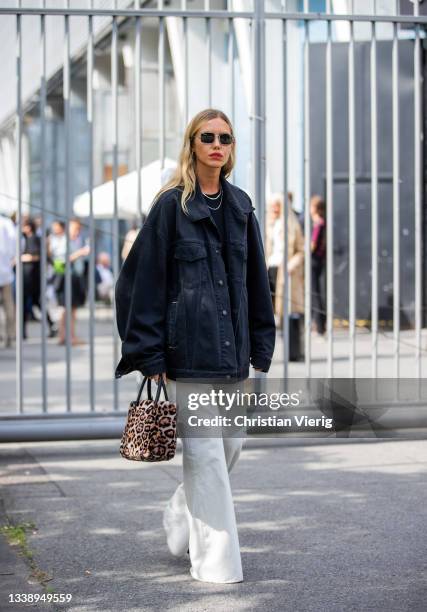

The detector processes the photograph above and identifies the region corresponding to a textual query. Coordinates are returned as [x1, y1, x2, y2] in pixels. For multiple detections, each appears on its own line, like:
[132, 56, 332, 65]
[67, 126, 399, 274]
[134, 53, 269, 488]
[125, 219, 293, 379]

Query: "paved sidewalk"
[0, 527, 46, 612]
[0, 437, 426, 612]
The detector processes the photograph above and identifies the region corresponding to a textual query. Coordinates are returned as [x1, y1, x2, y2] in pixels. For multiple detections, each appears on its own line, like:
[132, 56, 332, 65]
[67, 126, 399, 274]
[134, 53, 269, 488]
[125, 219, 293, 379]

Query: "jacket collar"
[186, 173, 252, 223]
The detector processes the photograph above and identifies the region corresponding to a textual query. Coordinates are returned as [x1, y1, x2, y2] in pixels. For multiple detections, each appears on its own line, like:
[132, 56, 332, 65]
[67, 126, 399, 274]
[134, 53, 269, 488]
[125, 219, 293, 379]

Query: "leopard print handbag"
[120, 376, 177, 462]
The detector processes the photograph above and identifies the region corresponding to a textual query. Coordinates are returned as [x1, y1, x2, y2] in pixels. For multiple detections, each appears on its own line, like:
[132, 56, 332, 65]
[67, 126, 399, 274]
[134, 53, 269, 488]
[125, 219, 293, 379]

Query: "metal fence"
[0, 1, 426, 436]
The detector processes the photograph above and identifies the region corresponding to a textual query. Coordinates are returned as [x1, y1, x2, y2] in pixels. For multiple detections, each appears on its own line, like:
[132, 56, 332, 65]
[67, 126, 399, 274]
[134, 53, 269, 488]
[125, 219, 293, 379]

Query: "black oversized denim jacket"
[114, 173, 276, 382]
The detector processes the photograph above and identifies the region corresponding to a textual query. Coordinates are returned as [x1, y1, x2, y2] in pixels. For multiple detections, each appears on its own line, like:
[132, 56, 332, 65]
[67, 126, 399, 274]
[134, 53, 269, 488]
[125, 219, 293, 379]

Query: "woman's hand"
[149, 372, 168, 384]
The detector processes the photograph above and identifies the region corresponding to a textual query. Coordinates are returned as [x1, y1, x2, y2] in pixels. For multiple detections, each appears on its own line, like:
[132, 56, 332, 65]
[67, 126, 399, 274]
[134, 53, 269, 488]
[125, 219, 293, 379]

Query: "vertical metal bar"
[373, 0, 379, 408]
[183, 9, 190, 125]
[132, 0, 142, 397]
[326, 0, 334, 378]
[15, 12, 23, 414]
[135, 7, 142, 222]
[282, 15, 289, 378]
[253, 0, 266, 242]
[205, 0, 212, 107]
[87, 6, 95, 412]
[414, 2, 423, 379]
[371, 13, 378, 379]
[64, 9, 72, 412]
[158, 16, 165, 168]
[40, 2, 48, 412]
[392, 18, 400, 379]
[112, 15, 119, 411]
[228, 15, 235, 183]
[182, 0, 188, 124]
[303, 0, 311, 378]
[348, 5, 356, 377]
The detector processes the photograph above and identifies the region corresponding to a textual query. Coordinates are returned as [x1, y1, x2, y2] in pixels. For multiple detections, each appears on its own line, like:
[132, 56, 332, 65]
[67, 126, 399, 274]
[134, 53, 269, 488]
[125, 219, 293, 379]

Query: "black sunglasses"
[198, 132, 234, 145]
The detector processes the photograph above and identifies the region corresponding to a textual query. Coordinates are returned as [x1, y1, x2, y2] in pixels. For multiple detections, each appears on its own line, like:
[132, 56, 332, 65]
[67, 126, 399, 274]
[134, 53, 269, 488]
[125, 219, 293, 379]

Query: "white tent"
[73, 158, 177, 219]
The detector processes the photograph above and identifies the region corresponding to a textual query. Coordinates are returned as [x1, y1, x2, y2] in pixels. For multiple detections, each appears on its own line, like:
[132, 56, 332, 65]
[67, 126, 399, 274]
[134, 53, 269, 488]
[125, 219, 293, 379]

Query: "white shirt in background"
[48, 233, 66, 262]
[0, 215, 17, 287]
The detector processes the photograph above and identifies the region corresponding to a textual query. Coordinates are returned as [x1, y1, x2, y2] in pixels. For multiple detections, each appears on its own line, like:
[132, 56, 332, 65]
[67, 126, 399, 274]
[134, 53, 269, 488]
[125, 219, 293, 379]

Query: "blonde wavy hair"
[152, 108, 236, 216]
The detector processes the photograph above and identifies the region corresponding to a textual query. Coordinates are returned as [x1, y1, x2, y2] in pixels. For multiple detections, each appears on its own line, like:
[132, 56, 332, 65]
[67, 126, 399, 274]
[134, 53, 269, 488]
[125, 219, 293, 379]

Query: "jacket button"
[215, 248, 220, 254]
[224, 340, 230, 347]
[222, 309, 227, 316]
[218, 279, 224, 286]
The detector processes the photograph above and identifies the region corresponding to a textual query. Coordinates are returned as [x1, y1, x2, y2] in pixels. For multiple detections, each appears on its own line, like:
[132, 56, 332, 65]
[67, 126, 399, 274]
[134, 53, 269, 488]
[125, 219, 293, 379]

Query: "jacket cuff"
[115, 355, 166, 378]
[139, 358, 167, 377]
[250, 355, 271, 373]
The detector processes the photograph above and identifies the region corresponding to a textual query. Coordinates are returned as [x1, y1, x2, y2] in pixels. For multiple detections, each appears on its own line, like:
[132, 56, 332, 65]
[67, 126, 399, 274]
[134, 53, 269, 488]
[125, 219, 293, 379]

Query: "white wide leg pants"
[163, 379, 245, 583]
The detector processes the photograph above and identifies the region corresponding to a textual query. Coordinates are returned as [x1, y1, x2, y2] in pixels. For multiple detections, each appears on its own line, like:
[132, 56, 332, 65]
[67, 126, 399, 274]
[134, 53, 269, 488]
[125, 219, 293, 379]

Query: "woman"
[21, 217, 57, 339]
[48, 218, 90, 345]
[265, 192, 305, 324]
[115, 108, 276, 583]
[310, 194, 326, 336]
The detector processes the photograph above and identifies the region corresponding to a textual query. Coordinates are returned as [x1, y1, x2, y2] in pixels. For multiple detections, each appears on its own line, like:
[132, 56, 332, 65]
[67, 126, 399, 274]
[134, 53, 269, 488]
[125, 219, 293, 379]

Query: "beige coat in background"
[265, 208, 305, 320]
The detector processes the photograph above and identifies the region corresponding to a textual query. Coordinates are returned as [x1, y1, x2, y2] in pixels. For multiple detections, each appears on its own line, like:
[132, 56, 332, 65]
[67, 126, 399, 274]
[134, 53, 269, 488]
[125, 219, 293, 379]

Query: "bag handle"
[135, 375, 169, 405]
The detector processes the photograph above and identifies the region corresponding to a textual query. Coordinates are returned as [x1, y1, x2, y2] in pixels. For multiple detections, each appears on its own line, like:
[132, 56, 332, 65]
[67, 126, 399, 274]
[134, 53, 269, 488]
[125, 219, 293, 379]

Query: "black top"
[22, 234, 41, 291]
[22, 234, 40, 277]
[23, 234, 41, 258]
[203, 189, 228, 273]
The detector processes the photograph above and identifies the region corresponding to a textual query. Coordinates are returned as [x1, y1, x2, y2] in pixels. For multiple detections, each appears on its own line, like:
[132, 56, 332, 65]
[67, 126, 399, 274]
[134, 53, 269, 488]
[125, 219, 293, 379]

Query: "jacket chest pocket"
[228, 241, 248, 279]
[174, 242, 208, 288]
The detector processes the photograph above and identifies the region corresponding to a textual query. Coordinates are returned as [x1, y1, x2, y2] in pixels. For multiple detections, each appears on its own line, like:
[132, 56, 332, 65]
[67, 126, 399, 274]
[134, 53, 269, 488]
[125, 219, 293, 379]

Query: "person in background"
[265, 192, 305, 328]
[49, 218, 90, 346]
[0, 214, 17, 347]
[310, 194, 327, 336]
[21, 217, 57, 339]
[48, 219, 66, 306]
[21, 216, 39, 332]
[95, 252, 114, 305]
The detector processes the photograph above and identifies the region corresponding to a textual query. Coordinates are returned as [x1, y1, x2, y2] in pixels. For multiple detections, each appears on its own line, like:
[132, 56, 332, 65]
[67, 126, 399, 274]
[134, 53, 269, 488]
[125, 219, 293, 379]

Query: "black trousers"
[311, 258, 326, 335]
